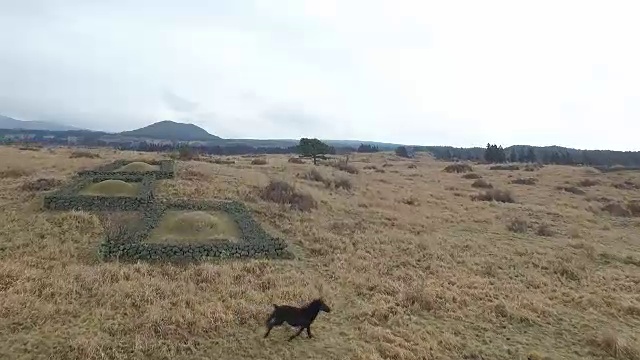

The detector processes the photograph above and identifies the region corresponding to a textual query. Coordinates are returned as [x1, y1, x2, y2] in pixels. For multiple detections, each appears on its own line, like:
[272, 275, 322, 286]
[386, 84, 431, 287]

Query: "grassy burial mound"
[98, 200, 292, 263]
[77, 159, 176, 179]
[148, 210, 242, 244]
[78, 179, 141, 197]
[115, 161, 160, 172]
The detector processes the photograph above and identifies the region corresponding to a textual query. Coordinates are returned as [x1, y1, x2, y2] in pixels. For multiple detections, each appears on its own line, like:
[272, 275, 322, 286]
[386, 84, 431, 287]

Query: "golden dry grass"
[78, 179, 141, 197]
[1, 145, 640, 359]
[147, 210, 242, 244]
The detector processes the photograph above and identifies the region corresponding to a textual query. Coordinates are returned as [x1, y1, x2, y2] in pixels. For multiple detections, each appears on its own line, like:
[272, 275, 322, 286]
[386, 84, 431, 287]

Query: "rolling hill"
[0, 115, 84, 131]
[119, 120, 222, 141]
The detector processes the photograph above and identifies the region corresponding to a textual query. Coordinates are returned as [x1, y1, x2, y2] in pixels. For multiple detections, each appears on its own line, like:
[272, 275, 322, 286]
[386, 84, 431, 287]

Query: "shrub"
[260, 180, 317, 211]
[207, 158, 235, 165]
[401, 196, 420, 206]
[577, 178, 600, 187]
[303, 168, 326, 183]
[70, 150, 100, 159]
[18, 146, 41, 151]
[472, 189, 515, 203]
[524, 163, 544, 172]
[21, 178, 62, 191]
[333, 162, 359, 174]
[0, 167, 32, 178]
[251, 158, 268, 165]
[507, 219, 528, 233]
[363, 165, 378, 170]
[536, 223, 554, 237]
[443, 163, 473, 173]
[557, 186, 586, 195]
[462, 173, 482, 179]
[511, 177, 538, 185]
[471, 179, 493, 189]
[333, 177, 353, 191]
[489, 164, 520, 171]
[288, 157, 305, 164]
[374, 169, 386, 173]
[627, 201, 640, 217]
[382, 163, 393, 168]
[601, 203, 631, 217]
[613, 181, 639, 190]
[408, 164, 417, 169]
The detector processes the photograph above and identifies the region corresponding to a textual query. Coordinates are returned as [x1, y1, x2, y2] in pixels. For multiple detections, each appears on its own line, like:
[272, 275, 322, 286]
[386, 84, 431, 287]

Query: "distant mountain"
[0, 115, 84, 131]
[119, 120, 222, 141]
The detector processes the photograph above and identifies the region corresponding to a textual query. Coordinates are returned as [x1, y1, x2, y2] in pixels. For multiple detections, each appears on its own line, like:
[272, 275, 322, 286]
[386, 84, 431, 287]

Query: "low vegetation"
[443, 163, 473, 173]
[558, 185, 586, 195]
[462, 173, 482, 179]
[251, 158, 268, 165]
[471, 179, 493, 189]
[507, 218, 528, 233]
[332, 161, 359, 174]
[288, 157, 305, 164]
[260, 179, 317, 211]
[511, 177, 538, 185]
[489, 164, 520, 171]
[69, 150, 101, 159]
[472, 188, 515, 203]
[577, 178, 600, 187]
[0, 167, 32, 178]
[20, 177, 62, 192]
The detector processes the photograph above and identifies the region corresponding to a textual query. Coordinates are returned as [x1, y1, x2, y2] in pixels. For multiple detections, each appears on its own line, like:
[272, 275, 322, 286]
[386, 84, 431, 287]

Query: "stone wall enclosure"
[44, 158, 293, 262]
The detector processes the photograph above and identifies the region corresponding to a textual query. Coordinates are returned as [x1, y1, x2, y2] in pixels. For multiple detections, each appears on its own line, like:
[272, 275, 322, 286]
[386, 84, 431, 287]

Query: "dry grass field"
[1, 145, 640, 360]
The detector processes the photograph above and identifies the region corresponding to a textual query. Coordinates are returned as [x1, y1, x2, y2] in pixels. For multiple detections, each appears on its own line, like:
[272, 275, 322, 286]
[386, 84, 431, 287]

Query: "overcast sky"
[1, 0, 639, 149]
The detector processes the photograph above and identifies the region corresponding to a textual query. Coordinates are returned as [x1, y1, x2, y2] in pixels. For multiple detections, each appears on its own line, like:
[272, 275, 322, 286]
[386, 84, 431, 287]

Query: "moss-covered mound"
[116, 162, 160, 172]
[148, 210, 242, 244]
[78, 180, 140, 197]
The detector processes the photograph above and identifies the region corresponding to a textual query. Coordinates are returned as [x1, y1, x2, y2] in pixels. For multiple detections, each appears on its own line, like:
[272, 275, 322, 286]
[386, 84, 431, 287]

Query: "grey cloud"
[163, 91, 199, 113]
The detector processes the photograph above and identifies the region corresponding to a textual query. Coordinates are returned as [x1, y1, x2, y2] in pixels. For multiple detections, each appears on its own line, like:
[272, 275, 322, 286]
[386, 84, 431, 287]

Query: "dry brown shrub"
[471, 179, 493, 189]
[462, 173, 482, 179]
[627, 201, 640, 217]
[524, 164, 543, 171]
[374, 168, 385, 173]
[613, 181, 639, 190]
[578, 178, 600, 187]
[507, 218, 528, 233]
[602, 203, 631, 217]
[400, 196, 420, 206]
[472, 189, 515, 203]
[180, 169, 211, 181]
[251, 158, 268, 165]
[443, 163, 473, 173]
[511, 177, 538, 185]
[18, 146, 41, 151]
[489, 164, 520, 171]
[302, 168, 326, 183]
[207, 158, 235, 165]
[557, 186, 586, 195]
[407, 164, 417, 169]
[20, 178, 62, 192]
[333, 162, 359, 174]
[332, 177, 353, 191]
[0, 167, 32, 178]
[589, 331, 640, 360]
[260, 180, 317, 211]
[288, 157, 305, 164]
[69, 150, 100, 159]
[382, 163, 393, 168]
[363, 165, 378, 170]
[536, 223, 554, 237]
